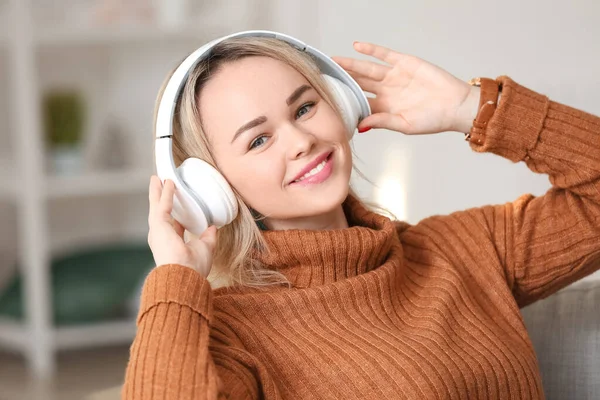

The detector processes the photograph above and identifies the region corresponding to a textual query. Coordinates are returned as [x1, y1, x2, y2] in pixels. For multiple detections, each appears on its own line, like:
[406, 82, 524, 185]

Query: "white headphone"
[155, 30, 371, 236]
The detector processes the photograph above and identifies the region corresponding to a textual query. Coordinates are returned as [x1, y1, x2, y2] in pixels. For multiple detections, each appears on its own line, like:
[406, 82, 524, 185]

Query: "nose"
[283, 123, 316, 160]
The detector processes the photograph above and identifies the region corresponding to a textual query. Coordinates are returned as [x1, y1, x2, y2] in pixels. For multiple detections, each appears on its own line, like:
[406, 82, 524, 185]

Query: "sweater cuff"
[137, 264, 213, 325]
[469, 76, 551, 162]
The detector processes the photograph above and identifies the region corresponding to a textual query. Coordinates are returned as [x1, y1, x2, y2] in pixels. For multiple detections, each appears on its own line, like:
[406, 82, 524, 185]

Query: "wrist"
[452, 85, 480, 134]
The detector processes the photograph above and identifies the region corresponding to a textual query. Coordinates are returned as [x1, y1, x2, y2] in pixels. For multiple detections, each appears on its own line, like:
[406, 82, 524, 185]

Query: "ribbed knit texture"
[122, 77, 600, 399]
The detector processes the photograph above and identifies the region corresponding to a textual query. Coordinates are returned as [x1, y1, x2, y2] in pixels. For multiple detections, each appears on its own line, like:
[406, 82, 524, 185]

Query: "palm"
[333, 43, 472, 135]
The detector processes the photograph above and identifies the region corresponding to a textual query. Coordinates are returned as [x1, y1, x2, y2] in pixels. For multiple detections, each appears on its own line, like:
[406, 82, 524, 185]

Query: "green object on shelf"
[0, 243, 154, 326]
[43, 90, 85, 147]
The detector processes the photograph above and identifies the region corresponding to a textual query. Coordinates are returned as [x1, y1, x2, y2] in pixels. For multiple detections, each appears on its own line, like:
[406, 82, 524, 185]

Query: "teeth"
[295, 159, 327, 182]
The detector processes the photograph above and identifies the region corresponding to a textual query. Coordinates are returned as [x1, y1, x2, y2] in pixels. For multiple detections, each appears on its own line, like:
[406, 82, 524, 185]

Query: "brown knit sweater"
[122, 77, 600, 399]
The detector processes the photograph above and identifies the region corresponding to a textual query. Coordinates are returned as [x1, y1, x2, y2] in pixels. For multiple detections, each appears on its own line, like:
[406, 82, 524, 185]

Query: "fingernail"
[358, 126, 371, 133]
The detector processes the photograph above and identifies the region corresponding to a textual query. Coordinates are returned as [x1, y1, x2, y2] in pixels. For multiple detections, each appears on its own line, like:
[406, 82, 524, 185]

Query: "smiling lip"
[289, 151, 334, 185]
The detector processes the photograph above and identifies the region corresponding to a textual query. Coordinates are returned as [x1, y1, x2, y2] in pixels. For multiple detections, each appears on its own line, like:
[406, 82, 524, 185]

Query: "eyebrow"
[231, 116, 267, 143]
[231, 85, 313, 144]
[286, 84, 312, 105]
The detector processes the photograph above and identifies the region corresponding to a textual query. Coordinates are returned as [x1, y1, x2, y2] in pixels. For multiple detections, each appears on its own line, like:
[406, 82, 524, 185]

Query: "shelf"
[54, 319, 136, 351]
[45, 168, 151, 199]
[0, 317, 136, 352]
[35, 23, 226, 47]
[0, 317, 26, 352]
[0, 168, 150, 201]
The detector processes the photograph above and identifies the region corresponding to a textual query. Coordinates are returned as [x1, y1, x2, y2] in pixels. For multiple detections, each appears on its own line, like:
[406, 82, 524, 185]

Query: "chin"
[291, 176, 350, 216]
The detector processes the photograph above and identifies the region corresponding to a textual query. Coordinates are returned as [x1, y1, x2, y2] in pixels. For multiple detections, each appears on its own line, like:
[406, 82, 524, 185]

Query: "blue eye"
[296, 102, 315, 119]
[249, 135, 268, 150]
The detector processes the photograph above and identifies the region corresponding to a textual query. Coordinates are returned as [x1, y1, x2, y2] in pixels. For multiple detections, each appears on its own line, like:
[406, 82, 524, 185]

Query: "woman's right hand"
[147, 175, 218, 278]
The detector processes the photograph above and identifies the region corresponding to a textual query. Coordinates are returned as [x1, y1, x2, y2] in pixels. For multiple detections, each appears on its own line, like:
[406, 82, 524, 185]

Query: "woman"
[122, 36, 600, 399]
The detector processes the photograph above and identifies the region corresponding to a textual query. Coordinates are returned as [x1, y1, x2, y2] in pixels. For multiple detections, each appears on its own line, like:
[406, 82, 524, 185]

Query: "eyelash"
[248, 102, 316, 150]
[249, 135, 268, 150]
[295, 101, 315, 119]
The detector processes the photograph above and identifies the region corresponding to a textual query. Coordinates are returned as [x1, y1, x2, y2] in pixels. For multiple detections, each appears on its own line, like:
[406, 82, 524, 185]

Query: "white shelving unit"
[0, 164, 151, 200]
[0, 0, 262, 380]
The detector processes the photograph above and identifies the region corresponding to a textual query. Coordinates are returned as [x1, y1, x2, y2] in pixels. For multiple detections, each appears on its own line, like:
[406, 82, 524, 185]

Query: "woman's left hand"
[333, 42, 480, 135]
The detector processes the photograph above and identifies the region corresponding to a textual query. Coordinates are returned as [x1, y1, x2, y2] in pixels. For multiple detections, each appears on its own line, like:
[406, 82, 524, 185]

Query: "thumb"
[198, 225, 218, 252]
[358, 113, 411, 134]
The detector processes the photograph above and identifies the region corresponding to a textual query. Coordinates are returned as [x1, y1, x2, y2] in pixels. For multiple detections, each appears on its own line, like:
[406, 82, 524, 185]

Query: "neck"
[265, 204, 349, 231]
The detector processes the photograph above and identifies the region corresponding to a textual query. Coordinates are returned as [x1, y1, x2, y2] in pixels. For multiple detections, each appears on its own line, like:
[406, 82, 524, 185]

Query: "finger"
[346, 71, 380, 94]
[358, 112, 412, 134]
[148, 176, 163, 228]
[173, 219, 185, 239]
[199, 226, 218, 252]
[189, 225, 217, 253]
[332, 56, 390, 81]
[158, 179, 175, 217]
[367, 97, 384, 113]
[148, 175, 161, 207]
[352, 42, 404, 65]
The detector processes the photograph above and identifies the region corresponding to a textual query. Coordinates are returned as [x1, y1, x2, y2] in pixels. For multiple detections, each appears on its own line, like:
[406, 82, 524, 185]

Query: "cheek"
[204, 132, 276, 200]
[218, 156, 284, 207]
[316, 102, 349, 142]
[316, 102, 353, 163]
[321, 108, 354, 179]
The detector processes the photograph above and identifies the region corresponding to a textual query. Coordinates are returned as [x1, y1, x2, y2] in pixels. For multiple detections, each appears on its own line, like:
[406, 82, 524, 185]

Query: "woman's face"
[199, 56, 353, 228]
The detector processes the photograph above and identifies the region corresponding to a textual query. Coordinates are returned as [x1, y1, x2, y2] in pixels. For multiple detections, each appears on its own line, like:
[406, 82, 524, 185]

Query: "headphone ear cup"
[177, 158, 238, 228]
[321, 74, 362, 139]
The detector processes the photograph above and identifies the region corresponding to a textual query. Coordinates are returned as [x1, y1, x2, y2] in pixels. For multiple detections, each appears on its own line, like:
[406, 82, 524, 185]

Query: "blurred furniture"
[520, 278, 600, 399]
[0, 243, 154, 325]
[0, 0, 262, 380]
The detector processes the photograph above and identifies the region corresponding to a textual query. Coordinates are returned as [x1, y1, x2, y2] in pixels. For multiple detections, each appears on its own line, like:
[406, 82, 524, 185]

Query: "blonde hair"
[153, 37, 373, 289]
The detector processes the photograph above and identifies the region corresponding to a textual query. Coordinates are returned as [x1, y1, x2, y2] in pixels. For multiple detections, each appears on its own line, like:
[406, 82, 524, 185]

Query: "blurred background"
[0, 0, 598, 398]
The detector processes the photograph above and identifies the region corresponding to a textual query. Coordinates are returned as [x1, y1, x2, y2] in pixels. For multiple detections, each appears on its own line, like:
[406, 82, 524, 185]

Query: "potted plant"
[43, 89, 85, 175]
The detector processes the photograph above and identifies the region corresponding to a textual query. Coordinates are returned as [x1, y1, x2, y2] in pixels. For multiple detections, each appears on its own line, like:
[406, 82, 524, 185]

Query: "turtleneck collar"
[256, 195, 401, 288]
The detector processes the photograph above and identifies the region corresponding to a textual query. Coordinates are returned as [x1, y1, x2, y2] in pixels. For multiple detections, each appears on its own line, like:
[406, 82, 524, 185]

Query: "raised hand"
[333, 42, 480, 135]
[147, 175, 217, 278]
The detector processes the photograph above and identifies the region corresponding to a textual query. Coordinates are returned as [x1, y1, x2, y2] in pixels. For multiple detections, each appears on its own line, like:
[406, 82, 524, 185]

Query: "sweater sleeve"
[439, 76, 600, 308]
[121, 264, 264, 400]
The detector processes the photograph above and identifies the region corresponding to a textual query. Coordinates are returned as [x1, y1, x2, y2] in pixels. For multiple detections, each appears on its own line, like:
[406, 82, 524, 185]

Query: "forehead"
[204, 56, 307, 97]
[198, 57, 311, 135]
